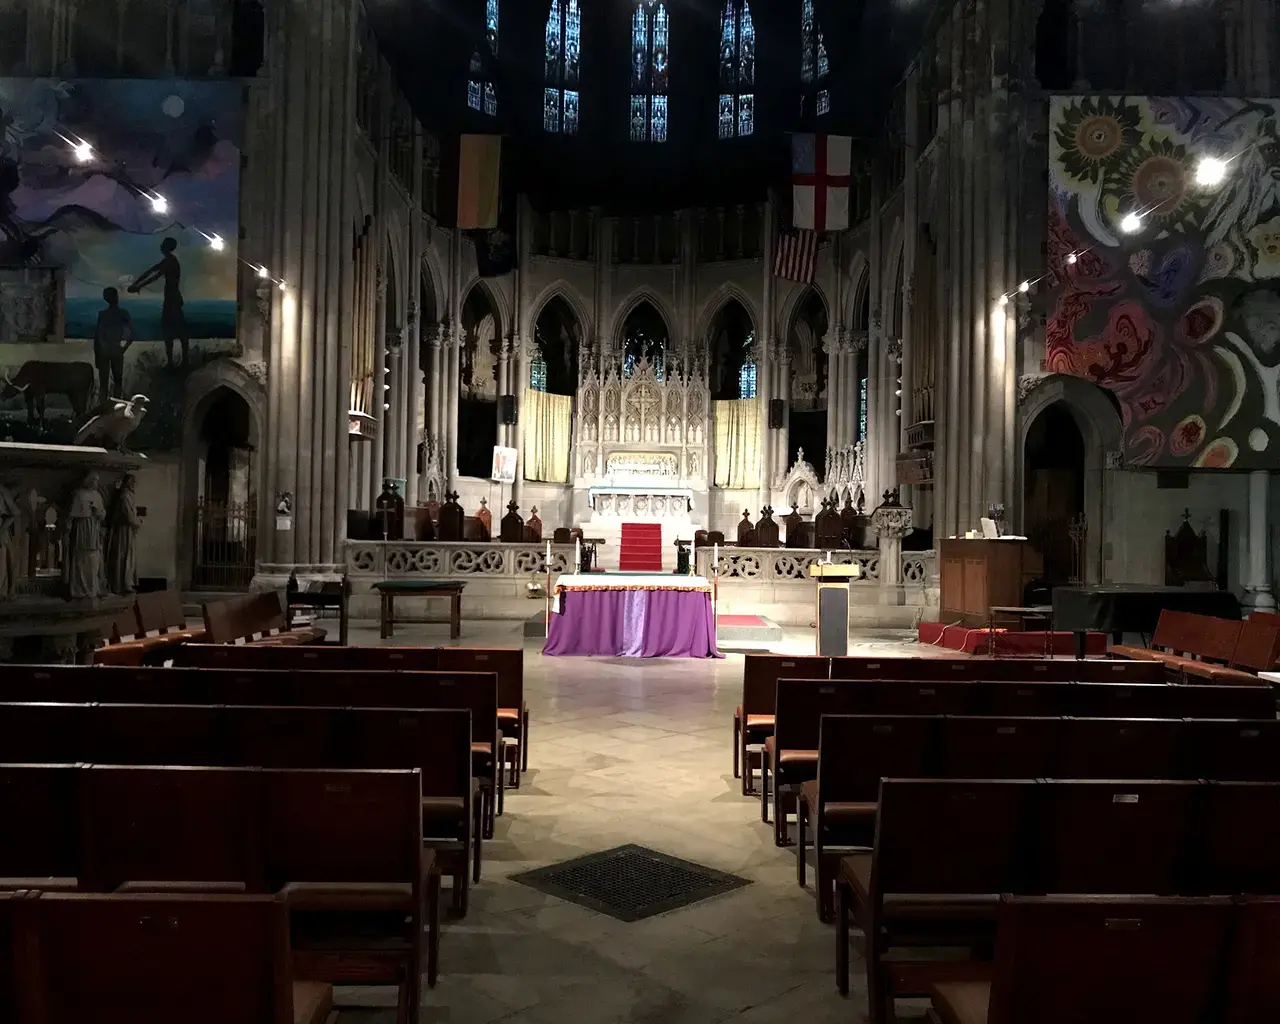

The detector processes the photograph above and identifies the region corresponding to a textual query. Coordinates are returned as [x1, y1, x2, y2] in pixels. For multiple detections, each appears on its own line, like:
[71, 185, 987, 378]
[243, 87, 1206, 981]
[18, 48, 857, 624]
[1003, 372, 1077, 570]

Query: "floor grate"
[511, 844, 750, 923]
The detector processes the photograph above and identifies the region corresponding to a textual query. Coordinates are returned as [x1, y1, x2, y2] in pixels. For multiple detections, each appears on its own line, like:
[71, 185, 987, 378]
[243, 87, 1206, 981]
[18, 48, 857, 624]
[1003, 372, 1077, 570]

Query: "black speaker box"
[768, 398, 785, 429]
[500, 394, 516, 424]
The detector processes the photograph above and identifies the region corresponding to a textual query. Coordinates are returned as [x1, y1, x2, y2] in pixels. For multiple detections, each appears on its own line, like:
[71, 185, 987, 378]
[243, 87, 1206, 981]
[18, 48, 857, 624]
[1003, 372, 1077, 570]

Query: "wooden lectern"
[809, 563, 863, 656]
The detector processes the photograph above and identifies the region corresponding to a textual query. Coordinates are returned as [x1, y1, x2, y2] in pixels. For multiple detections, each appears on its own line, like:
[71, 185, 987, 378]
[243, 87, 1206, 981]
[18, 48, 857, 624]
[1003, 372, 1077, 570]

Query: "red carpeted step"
[619, 522, 664, 572]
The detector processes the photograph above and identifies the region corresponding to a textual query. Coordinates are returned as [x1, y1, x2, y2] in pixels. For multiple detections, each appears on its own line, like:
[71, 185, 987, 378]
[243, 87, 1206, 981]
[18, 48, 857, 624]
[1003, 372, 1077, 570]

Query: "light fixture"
[1120, 212, 1143, 234]
[278, 280, 287, 292]
[1066, 252, 1078, 265]
[256, 265, 269, 279]
[1195, 155, 1228, 188]
[1018, 280, 1031, 294]
[73, 140, 93, 163]
[383, 402, 391, 411]
[894, 388, 902, 397]
[998, 294, 1010, 307]
[383, 383, 391, 391]
[149, 193, 169, 214]
[208, 233, 225, 252]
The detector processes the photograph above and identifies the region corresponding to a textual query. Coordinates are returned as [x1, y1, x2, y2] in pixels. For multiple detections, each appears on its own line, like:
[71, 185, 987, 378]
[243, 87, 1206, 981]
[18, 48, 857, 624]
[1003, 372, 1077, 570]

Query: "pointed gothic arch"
[694, 283, 759, 346]
[611, 288, 677, 353]
[707, 297, 756, 400]
[532, 295, 584, 397]
[525, 282, 594, 346]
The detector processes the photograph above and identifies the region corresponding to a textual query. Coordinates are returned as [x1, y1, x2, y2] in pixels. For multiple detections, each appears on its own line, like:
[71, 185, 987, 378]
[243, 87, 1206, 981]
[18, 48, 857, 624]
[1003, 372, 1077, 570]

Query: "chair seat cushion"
[1111, 644, 1159, 660]
[471, 741, 494, 758]
[293, 981, 334, 1024]
[498, 708, 520, 721]
[745, 714, 775, 728]
[422, 796, 466, 819]
[799, 780, 876, 823]
[1202, 665, 1265, 685]
[930, 981, 991, 1024]
[734, 705, 742, 721]
[778, 748, 819, 764]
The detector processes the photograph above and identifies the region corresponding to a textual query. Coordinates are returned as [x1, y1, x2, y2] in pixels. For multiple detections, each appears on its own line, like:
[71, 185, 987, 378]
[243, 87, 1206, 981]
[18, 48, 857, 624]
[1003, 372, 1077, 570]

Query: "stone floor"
[332, 619, 939, 1024]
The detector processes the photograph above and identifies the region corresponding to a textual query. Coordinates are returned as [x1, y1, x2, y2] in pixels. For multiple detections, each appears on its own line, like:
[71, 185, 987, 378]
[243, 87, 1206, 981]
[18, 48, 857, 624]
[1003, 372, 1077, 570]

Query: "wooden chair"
[13, 891, 333, 1024]
[1166, 512, 1217, 587]
[1034, 780, 1196, 895]
[1197, 782, 1280, 896]
[1228, 896, 1280, 1023]
[799, 716, 936, 920]
[838, 779, 1037, 1021]
[1111, 609, 1213, 673]
[0, 890, 16, 1020]
[930, 895, 1233, 1024]
[264, 767, 439, 1003]
[0, 763, 80, 892]
[1055, 718, 1183, 780]
[941, 716, 1063, 780]
[1199, 619, 1280, 684]
[1174, 682, 1277, 719]
[735, 655, 829, 794]
[765, 678, 865, 846]
[976, 680, 1076, 717]
[864, 679, 975, 715]
[437, 648, 529, 784]
[1069, 682, 1174, 719]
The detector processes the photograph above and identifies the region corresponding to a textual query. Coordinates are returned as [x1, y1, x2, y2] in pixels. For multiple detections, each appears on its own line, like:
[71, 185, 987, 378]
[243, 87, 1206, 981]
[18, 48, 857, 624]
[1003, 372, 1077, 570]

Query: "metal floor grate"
[512, 845, 750, 923]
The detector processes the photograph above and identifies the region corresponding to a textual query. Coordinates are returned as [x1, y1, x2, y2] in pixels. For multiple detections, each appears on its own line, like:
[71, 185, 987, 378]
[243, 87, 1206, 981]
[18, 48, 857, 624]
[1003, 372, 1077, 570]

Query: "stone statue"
[105, 473, 140, 595]
[66, 472, 106, 600]
[0, 481, 19, 599]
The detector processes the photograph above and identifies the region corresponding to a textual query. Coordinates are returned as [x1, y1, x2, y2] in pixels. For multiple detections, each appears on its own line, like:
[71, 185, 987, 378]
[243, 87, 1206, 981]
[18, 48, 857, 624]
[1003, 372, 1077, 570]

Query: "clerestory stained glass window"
[530, 355, 548, 392]
[467, 0, 499, 115]
[718, 0, 754, 138]
[630, 1, 669, 142]
[800, 0, 830, 118]
[544, 0, 581, 133]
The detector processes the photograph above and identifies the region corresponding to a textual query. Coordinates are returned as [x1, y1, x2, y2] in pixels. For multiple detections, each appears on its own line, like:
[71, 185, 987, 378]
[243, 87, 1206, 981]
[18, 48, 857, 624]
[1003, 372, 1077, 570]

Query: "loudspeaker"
[768, 398, 785, 429]
[500, 394, 516, 424]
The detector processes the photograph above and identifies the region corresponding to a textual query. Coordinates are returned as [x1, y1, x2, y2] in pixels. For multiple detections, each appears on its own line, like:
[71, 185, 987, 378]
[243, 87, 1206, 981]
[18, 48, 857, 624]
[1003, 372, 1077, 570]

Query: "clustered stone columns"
[258, 0, 357, 578]
[420, 320, 448, 500]
[1246, 470, 1277, 613]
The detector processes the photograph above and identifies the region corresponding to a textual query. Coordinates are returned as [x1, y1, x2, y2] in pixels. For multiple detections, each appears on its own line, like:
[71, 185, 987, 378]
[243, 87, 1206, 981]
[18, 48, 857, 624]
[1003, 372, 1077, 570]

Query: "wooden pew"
[735, 655, 830, 794]
[0, 890, 18, 1020]
[0, 704, 476, 920]
[928, 896, 1233, 1024]
[172, 643, 532, 782]
[1228, 897, 1280, 1022]
[202, 592, 326, 646]
[828, 656, 1166, 683]
[12, 891, 334, 1024]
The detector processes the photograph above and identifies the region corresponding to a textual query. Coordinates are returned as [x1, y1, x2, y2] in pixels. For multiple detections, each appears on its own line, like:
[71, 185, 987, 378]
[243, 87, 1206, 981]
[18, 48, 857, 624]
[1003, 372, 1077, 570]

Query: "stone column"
[775, 344, 791, 484]
[445, 327, 460, 490]
[1246, 470, 1276, 611]
[824, 333, 840, 453]
[496, 339, 510, 449]
[512, 337, 531, 507]
[871, 498, 913, 588]
[403, 301, 421, 506]
[259, 0, 356, 579]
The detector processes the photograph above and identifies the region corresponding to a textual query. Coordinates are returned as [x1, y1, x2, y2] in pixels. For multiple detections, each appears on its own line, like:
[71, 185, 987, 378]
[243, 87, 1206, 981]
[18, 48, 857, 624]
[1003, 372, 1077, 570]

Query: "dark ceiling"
[365, 0, 937, 216]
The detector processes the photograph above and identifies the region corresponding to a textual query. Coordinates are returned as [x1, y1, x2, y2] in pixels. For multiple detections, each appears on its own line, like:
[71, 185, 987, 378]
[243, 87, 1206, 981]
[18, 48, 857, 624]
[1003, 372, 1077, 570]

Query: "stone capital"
[870, 503, 913, 540]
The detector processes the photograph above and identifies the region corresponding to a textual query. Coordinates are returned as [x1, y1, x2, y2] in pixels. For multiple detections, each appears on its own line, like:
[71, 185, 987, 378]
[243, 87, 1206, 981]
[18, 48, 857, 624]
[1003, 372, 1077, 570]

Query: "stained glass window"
[629, 1, 670, 142]
[544, 0, 581, 134]
[531, 355, 548, 392]
[801, 0, 829, 119]
[467, 0, 499, 115]
[717, 0, 754, 138]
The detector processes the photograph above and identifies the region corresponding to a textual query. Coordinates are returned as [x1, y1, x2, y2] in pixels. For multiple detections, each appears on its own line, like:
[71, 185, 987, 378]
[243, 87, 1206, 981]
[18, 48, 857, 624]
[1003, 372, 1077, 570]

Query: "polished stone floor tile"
[332, 621, 936, 1024]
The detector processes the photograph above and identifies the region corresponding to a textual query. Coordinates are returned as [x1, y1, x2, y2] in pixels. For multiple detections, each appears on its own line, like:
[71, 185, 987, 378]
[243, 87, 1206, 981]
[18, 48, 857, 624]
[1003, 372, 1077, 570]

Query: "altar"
[544, 574, 721, 658]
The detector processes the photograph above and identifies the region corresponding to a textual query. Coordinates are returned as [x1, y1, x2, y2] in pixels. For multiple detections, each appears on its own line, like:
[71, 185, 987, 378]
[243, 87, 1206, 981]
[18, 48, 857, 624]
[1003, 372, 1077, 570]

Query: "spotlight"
[256, 265, 269, 279]
[383, 403, 391, 411]
[1195, 156, 1228, 188]
[894, 388, 902, 397]
[383, 383, 391, 391]
[208, 233, 225, 252]
[1018, 280, 1031, 294]
[149, 194, 169, 214]
[998, 294, 1010, 307]
[1066, 252, 1078, 265]
[278, 281, 287, 292]
[72, 141, 93, 163]
[1120, 212, 1143, 234]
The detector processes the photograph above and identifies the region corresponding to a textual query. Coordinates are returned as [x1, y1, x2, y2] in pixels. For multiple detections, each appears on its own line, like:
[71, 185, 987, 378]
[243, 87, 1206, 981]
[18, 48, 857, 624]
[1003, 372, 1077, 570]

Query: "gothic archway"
[708, 298, 756, 400]
[787, 287, 828, 467]
[620, 300, 669, 379]
[458, 283, 500, 478]
[533, 296, 582, 396]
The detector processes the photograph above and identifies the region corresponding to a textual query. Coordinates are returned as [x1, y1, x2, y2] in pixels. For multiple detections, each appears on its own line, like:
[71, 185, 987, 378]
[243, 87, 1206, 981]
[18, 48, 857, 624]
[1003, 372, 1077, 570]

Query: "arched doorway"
[457, 284, 500, 479]
[708, 299, 756, 401]
[192, 387, 256, 589]
[1024, 401, 1086, 588]
[621, 301, 669, 379]
[788, 288, 828, 468]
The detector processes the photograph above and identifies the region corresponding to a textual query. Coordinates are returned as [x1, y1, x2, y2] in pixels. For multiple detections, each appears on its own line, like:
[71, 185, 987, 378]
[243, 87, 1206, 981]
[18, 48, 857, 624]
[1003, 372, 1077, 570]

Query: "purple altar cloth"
[544, 589, 723, 658]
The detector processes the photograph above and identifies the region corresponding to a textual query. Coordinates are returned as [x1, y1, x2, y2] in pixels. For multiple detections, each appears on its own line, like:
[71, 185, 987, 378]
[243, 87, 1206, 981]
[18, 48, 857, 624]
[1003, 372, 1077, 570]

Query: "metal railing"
[193, 498, 257, 589]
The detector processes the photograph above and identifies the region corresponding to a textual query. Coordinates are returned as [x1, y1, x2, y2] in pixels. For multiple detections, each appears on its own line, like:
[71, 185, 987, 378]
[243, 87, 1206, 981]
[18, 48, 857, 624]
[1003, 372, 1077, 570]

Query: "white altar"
[571, 358, 708, 568]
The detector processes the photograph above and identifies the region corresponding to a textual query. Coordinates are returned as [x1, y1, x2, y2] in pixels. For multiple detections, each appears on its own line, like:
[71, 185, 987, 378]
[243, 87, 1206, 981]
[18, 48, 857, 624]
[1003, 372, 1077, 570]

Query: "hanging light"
[278, 280, 287, 292]
[1120, 212, 1143, 234]
[149, 193, 169, 214]
[73, 140, 94, 163]
[1066, 252, 1078, 265]
[1018, 280, 1031, 294]
[998, 294, 1010, 307]
[207, 233, 225, 252]
[256, 265, 270, 279]
[1195, 155, 1228, 188]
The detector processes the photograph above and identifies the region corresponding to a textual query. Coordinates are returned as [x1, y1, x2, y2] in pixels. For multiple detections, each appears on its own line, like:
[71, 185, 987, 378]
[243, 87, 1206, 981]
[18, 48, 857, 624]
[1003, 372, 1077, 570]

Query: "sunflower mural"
[1046, 95, 1280, 470]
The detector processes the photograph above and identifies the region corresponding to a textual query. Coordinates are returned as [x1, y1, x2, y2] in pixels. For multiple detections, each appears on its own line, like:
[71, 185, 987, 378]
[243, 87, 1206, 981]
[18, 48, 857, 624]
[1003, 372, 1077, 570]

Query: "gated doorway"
[192, 387, 257, 588]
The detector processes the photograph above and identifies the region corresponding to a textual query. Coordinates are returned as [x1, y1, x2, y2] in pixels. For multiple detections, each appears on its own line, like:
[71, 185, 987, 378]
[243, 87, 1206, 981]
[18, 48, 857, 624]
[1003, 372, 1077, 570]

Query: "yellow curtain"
[523, 388, 573, 483]
[714, 397, 762, 489]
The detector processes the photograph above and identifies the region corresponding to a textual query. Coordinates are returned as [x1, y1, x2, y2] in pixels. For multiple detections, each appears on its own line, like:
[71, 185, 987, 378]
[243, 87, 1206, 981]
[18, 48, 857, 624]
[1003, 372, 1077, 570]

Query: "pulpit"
[809, 563, 863, 656]
[940, 539, 1041, 627]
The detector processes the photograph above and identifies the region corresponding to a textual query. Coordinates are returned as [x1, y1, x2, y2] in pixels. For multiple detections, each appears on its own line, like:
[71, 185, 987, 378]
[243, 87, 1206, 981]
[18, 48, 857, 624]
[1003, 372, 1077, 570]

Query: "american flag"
[773, 228, 818, 283]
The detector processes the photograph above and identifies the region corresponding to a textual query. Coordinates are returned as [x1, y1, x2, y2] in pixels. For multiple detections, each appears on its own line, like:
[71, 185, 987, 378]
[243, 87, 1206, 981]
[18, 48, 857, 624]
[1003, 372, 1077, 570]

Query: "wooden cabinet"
[940, 539, 1040, 626]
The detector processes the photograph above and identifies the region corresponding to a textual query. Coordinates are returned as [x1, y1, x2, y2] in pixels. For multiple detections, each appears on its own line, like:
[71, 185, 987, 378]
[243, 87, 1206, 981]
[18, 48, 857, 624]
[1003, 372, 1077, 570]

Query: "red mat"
[619, 521, 663, 572]
[718, 614, 770, 627]
[918, 621, 1107, 657]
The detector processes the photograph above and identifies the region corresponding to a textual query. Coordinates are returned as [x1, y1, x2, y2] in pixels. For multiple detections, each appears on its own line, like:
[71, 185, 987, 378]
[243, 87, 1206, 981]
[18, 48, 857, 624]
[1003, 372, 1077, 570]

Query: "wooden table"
[370, 580, 465, 640]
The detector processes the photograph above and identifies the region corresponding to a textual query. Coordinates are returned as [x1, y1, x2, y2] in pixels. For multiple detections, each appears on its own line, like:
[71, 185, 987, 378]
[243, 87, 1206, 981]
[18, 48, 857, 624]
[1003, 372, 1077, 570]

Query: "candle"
[546, 539, 551, 566]
[713, 542, 718, 572]
[574, 537, 581, 574]
[825, 550, 831, 563]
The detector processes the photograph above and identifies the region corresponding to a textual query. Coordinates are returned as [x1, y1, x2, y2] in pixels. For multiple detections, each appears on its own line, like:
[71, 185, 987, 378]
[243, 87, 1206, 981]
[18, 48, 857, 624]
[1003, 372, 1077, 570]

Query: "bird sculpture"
[74, 394, 150, 454]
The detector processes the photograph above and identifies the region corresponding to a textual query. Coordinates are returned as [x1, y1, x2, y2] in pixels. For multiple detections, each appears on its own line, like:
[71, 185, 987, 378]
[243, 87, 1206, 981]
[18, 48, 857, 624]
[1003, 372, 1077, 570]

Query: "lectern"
[809, 563, 863, 656]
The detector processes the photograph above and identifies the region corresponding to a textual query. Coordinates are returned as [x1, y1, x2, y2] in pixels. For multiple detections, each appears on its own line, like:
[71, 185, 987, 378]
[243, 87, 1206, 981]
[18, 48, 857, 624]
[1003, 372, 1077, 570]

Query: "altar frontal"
[544, 574, 722, 658]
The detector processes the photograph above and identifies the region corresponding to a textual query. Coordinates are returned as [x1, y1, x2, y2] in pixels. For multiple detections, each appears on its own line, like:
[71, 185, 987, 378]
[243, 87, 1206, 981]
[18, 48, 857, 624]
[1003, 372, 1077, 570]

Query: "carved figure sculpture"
[105, 473, 140, 595]
[66, 472, 106, 600]
[0, 482, 19, 599]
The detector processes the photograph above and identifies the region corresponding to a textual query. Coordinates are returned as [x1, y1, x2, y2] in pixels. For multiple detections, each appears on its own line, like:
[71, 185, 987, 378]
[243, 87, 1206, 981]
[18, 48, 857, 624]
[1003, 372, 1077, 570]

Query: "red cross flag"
[791, 133, 851, 233]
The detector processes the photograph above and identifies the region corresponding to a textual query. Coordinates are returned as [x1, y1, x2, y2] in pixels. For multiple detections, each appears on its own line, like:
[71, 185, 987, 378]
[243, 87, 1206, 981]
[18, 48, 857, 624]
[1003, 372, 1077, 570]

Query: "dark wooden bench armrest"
[278, 881, 414, 911]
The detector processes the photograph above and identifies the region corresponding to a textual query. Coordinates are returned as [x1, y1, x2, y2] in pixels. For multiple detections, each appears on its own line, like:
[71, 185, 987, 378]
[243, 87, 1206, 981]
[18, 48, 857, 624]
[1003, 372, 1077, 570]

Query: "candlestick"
[574, 537, 581, 574]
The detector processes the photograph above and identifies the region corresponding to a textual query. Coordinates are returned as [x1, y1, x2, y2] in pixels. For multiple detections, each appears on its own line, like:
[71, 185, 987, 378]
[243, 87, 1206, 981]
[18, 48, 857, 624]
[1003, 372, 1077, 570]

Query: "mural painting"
[0, 77, 243, 449]
[1046, 95, 1280, 469]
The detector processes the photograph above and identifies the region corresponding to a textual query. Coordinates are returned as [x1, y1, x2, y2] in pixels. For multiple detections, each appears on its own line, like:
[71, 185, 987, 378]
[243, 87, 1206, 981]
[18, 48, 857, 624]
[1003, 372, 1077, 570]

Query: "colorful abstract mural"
[1046, 95, 1280, 470]
[0, 78, 243, 449]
